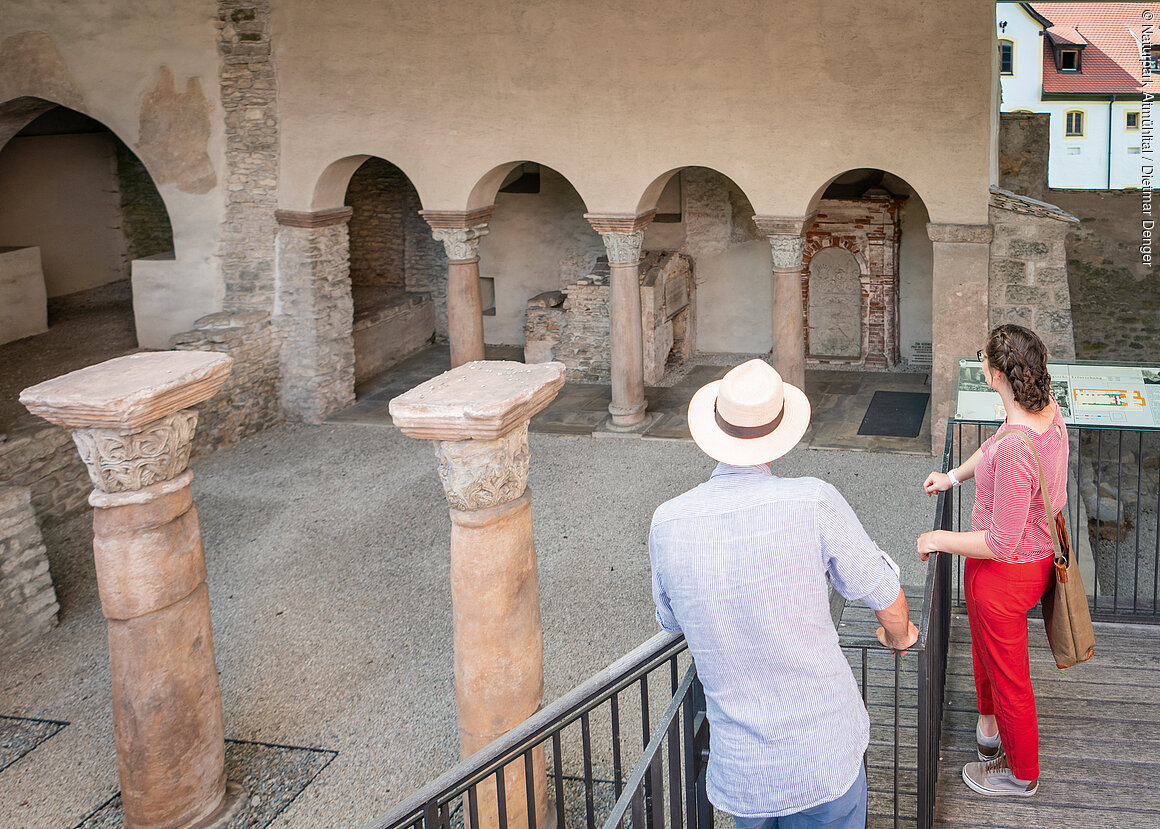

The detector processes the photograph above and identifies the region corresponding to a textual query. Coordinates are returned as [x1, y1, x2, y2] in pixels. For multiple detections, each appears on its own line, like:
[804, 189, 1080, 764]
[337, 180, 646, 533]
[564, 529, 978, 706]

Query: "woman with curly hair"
[918, 324, 1066, 798]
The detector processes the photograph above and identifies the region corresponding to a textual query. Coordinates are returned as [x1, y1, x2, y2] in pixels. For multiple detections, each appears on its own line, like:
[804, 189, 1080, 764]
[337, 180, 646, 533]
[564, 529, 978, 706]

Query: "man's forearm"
[874, 587, 919, 649]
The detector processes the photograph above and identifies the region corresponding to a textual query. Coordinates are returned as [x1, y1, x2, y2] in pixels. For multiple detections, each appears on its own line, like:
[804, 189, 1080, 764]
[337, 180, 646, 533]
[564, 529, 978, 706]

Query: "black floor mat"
[857, 390, 930, 438]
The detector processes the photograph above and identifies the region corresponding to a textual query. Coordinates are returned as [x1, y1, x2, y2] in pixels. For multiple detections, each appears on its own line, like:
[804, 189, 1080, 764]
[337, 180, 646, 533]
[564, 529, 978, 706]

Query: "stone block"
[1008, 239, 1049, 259]
[0, 486, 59, 656]
[0, 246, 48, 345]
[991, 258, 1027, 284]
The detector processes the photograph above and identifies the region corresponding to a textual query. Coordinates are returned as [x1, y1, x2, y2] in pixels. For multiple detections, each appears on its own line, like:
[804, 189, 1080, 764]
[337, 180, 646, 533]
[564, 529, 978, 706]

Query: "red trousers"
[964, 555, 1054, 781]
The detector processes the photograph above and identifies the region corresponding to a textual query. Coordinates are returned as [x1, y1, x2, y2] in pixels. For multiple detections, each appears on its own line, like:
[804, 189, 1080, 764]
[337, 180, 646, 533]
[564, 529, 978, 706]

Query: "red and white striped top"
[971, 401, 1069, 563]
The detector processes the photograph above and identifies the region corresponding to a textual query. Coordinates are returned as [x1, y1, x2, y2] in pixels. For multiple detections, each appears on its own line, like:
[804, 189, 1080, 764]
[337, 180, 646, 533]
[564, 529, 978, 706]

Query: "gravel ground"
[0, 423, 938, 828]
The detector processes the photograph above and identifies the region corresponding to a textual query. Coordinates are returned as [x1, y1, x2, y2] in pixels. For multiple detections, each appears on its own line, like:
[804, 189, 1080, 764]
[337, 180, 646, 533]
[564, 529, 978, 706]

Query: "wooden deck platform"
[838, 601, 1160, 828]
[934, 614, 1160, 829]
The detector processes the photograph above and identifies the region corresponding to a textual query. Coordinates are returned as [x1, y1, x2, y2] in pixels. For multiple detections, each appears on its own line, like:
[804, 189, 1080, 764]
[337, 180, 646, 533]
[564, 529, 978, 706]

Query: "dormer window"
[1059, 48, 1080, 71]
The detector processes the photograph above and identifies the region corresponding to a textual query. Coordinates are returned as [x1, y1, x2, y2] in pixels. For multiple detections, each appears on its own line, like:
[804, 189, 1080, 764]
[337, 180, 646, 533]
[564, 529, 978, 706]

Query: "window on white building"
[1065, 110, 1085, 137]
[1127, 111, 1141, 130]
[1066, 146, 1082, 155]
[1060, 49, 1080, 71]
[1129, 147, 1142, 154]
[999, 41, 1014, 75]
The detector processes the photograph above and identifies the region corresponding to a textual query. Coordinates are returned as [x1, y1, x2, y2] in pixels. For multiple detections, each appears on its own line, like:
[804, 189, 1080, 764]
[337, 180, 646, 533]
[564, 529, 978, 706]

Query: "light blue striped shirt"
[649, 463, 902, 818]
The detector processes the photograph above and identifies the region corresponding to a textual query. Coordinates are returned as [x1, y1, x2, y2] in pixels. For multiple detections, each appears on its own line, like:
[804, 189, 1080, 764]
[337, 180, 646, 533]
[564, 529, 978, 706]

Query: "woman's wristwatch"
[946, 468, 962, 487]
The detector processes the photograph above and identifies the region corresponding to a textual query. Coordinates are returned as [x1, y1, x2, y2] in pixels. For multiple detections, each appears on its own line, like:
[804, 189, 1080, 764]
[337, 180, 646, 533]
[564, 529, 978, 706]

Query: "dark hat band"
[714, 400, 784, 439]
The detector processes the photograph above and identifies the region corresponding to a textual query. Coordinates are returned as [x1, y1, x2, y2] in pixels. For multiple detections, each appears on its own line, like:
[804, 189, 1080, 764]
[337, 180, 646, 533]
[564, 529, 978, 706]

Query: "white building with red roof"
[998, 2, 1156, 188]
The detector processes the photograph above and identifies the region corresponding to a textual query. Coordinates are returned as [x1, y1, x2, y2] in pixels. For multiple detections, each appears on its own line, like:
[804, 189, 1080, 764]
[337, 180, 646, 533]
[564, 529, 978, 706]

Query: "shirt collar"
[710, 462, 773, 479]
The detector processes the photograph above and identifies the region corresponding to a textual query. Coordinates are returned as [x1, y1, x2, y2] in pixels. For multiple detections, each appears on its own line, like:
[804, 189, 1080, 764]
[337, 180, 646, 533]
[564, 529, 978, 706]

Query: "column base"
[606, 401, 648, 429]
[596, 411, 661, 436]
[187, 781, 248, 829]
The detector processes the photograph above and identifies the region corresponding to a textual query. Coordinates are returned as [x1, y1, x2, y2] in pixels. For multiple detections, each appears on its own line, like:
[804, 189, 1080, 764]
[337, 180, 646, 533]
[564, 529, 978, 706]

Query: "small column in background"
[586, 212, 655, 429]
[422, 207, 495, 368]
[20, 351, 245, 829]
[390, 360, 565, 829]
[754, 215, 815, 390]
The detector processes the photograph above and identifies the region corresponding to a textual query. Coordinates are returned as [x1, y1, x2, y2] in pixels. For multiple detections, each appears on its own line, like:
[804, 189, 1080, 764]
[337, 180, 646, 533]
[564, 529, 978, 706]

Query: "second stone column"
[390, 360, 566, 829]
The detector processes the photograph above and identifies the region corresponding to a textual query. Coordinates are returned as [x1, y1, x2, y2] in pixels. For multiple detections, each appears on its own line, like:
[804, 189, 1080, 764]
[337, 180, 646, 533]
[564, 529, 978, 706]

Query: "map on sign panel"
[954, 360, 1160, 429]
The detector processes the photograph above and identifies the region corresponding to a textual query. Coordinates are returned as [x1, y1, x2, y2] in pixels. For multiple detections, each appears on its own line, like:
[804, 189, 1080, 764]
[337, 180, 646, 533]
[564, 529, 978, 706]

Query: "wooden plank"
[934, 613, 1160, 829]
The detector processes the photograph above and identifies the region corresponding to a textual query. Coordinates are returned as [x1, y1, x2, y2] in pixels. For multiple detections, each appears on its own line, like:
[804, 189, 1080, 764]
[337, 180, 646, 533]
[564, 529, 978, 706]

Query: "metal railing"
[367, 541, 955, 829]
[946, 419, 1160, 623]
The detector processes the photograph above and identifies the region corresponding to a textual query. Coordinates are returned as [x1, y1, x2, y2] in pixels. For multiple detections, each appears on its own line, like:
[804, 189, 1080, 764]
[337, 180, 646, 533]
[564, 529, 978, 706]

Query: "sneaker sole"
[961, 766, 1037, 797]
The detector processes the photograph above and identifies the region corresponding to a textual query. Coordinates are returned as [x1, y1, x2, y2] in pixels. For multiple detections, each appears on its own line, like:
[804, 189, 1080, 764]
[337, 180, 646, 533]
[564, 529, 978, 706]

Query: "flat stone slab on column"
[389, 360, 566, 440]
[19, 351, 233, 430]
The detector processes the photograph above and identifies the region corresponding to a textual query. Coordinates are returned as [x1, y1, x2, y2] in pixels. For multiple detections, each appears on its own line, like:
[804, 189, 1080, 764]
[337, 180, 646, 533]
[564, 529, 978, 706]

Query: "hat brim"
[687, 379, 811, 465]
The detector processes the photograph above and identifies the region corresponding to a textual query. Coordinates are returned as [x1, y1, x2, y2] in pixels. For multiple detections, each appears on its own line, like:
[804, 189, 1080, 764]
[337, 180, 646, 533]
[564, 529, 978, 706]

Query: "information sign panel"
[954, 359, 1160, 429]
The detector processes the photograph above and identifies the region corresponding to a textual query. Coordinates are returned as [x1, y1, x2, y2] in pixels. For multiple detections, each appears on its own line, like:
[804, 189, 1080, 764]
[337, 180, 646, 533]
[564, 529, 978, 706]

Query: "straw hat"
[687, 359, 811, 465]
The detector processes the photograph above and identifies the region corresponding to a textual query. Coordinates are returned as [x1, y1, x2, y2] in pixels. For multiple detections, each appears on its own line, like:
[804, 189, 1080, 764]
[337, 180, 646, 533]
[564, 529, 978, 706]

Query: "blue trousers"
[732, 764, 867, 829]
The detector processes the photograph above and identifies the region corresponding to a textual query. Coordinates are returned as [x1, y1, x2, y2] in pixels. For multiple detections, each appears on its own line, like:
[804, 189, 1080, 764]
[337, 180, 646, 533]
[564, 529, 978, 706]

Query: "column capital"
[431, 225, 489, 262]
[73, 412, 199, 494]
[274, 207, 354, 228]
[752, 213, 817, 238]
[436, 426, 530, 511]
[926, 222, 993, 244]
[767, 235, 806, 270]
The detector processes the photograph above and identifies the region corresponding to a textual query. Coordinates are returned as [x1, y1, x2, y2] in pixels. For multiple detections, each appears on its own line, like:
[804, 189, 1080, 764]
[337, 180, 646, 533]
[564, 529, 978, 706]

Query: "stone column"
[422, 208, 495, 368]
[275, 207, 356, 422]
[19, 352, 244, 829]
[586, 212, 654, 429]
[755, 215, 815, 390]
[928, 222, 993, 454]
[389, 360, 565, 829]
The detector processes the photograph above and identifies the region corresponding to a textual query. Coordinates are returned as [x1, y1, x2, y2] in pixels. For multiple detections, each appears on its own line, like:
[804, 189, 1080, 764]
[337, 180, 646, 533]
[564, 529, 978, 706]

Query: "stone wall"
[170, 309, 283, 454]
[0, 486, 59, 656]
[525, 252, 694, 384]
[999, 112, 1049, 202]
[347, 158, 409, 289]
[998, 111, 1159, 361]
[405, 207, 449, 336]
[988, 188, 1078, 361]
[217, 0, 280, 310]
[277, 221, 356, 421]
[352, 287, 435, 383]
[114, 138, 174, 262]
[0, 422, 90, 521]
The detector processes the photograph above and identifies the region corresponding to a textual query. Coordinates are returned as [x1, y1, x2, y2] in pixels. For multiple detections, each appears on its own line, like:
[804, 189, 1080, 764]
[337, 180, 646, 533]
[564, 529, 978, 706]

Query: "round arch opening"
[0, 99, 174, 432]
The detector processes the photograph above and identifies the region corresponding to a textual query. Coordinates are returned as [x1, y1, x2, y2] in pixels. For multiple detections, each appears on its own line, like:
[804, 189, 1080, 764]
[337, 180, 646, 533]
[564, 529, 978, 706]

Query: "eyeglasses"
[977, 349, 986, 363]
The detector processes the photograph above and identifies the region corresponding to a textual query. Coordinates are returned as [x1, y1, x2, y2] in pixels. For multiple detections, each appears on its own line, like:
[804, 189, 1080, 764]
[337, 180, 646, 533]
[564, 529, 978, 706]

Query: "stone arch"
[466, 161, 604, 349]
[0, 97, 175, 357]
[341, 156, 442, 384]
[634, 166, 766, 355]
[798, 167, 933, 370]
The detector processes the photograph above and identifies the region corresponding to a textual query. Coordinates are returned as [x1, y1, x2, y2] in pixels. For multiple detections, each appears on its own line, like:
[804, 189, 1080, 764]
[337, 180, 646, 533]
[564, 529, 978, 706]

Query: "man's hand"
[876, 620, 919, 653]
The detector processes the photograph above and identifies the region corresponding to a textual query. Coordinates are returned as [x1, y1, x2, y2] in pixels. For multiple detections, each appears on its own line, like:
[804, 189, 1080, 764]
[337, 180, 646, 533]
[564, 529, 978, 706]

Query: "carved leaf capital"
[72, 410, 198, 493]
[600, 230, 645, 265]
[435, 424, 530, 511]
[431, 225, 489, 261]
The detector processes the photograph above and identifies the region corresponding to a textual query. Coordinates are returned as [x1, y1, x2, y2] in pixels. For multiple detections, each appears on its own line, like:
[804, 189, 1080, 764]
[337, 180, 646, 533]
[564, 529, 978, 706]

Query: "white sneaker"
[962, 755, 1038, 797]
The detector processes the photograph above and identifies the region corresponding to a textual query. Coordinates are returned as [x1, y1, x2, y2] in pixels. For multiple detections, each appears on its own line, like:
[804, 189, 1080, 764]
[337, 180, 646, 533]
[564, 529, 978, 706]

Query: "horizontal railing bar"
[365, 630, 687, 829]
[601, 663, 698, 829]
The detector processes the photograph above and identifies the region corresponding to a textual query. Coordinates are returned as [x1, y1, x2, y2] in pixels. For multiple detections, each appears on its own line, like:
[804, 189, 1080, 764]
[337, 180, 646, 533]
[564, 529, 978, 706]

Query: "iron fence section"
[947, 420, 1160, 623]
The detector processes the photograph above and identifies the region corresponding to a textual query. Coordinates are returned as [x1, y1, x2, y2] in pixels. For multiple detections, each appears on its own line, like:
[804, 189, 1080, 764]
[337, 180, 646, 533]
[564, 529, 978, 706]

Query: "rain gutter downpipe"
[1108, 94, 1116, 189]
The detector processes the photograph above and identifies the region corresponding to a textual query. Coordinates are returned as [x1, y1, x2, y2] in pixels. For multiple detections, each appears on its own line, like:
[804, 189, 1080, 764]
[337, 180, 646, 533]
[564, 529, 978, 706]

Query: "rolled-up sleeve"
[817, 482, 902, 611]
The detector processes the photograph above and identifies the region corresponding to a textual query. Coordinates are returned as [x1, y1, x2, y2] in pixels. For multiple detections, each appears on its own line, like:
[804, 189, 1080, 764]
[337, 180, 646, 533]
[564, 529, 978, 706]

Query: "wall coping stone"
[989, 186, 1080, 224]
[20, 352, 233, 431]
[389, 360, 565, 441]
[275, 207, 354, 228]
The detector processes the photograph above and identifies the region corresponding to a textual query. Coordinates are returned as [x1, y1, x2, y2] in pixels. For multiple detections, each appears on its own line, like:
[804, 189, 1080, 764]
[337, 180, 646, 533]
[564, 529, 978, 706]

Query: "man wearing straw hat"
[649, 359, 919, 829]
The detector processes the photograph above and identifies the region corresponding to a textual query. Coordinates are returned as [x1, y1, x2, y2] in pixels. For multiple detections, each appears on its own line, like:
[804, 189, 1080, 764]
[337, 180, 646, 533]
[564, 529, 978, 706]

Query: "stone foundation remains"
[988, 187, 1078, 361]
[0, 485, 59, 656]
[352, 287, 435, 384]
[524, 251, 694, 384]
[170, 309, 283, 454]
[0, 421, 91, 521]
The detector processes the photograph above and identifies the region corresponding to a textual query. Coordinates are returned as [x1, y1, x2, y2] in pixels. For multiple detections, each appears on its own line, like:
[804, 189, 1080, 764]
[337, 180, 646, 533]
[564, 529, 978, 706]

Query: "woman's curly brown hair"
[983, 324, 1052, 413]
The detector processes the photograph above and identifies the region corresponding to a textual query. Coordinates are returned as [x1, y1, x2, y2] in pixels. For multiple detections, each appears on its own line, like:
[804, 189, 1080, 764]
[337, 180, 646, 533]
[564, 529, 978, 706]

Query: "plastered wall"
[1, 0, 226, 335]
[0, 134, 126, 296]
[282, 0, 997, 222]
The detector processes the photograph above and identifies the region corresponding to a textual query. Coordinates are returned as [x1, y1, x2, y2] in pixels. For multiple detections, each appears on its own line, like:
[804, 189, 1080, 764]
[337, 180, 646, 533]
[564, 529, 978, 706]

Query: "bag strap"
[994, 428, 1065, 565]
